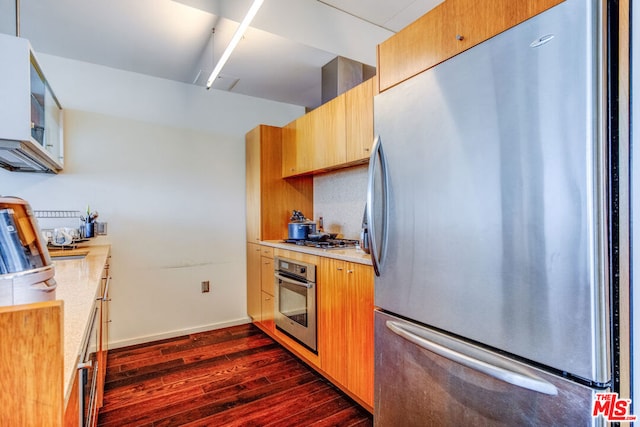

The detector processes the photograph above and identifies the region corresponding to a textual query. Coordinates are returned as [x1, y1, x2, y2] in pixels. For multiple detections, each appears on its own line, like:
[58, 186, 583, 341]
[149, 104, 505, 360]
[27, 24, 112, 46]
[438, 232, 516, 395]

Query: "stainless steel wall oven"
[274, 256, 317, 352]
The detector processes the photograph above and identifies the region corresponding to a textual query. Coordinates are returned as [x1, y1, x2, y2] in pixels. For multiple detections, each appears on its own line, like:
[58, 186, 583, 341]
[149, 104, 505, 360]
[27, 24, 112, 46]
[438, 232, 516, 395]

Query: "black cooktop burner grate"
[284, 238, 359, 249]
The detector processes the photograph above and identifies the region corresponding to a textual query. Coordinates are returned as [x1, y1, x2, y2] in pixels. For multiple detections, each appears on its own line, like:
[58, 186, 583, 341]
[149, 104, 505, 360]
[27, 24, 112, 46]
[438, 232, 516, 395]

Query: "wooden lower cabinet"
[66, 254, 111, 427]
[97, 258, 111, 409]
[64, 371, 79, 426]
[318, 258, 374, 408]
[247, 243, 276, 331]
[259, 248, 275, 332]
[260, 291, 275, 333]
[0, 301, 64, 426]
[247, 242, 262, 322]
[248, 247, 374, 411]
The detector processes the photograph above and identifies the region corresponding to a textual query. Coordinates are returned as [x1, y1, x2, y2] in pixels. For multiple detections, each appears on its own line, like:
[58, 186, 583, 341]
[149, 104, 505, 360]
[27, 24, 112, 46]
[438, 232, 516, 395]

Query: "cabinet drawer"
[260, 246, 274, 258]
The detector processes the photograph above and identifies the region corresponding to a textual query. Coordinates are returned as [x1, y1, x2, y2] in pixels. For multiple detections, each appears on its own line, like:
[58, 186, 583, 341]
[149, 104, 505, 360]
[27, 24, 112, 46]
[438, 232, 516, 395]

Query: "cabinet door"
[97, 258, 111, 409]
[345, 78, 374, 163]
[247, 243, 262, 322]
[282, 115, 313, 177]
[261, 246, 274, 258]
[245, 127, 261, 242]
[378, 0, 455, 92]
[344, 262, 374, 407]
[260, 291, 275, 333]
[311, 93, 346, 170]
[260, 256, 274, 296]
[281, 119, 297, 177]
[319, 258, 374, 407]
[377, 0, 564, 91]
[64, 371, 80, 426]
[451, 0, 564, 53]
[319, 258, 349, 384]
[249, 124, 312, 240]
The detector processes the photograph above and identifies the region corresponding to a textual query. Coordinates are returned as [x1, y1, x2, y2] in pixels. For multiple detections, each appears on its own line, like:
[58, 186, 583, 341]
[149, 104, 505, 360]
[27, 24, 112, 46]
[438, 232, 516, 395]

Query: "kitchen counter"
[50, 245, 110, 404]
[260, 240, 372, 265]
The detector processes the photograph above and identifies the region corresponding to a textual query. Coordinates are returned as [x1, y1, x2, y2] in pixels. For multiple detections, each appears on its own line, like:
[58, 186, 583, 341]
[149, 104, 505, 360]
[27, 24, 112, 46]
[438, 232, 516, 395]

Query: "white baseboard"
[108, 316, 252, 349]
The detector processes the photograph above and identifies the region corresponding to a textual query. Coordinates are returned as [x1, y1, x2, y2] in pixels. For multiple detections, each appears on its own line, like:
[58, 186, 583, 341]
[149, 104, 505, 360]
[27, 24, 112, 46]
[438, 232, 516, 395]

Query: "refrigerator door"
[372, 0, 610, 384]
[374, 310, 605, 427]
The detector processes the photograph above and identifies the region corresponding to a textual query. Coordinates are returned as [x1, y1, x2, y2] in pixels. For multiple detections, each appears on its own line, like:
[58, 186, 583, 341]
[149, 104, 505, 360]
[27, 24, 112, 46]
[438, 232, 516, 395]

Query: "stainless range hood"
[0, 139, 63, 173]
[321, 56, 376, 105]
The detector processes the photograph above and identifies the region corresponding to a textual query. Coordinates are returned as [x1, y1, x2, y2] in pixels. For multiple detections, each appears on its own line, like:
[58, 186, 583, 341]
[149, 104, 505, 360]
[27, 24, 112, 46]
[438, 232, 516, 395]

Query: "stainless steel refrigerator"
[368, 1, 615, 425]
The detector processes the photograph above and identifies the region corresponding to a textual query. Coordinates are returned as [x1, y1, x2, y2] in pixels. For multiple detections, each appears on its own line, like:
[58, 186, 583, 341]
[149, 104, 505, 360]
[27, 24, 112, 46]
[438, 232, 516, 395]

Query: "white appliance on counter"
[0, 196, 56, 305]
[368, 0, 621, 425]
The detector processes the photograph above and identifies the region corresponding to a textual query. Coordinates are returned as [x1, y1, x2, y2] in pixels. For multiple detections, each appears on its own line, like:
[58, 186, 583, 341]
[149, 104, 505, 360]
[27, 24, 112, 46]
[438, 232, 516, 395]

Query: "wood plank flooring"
[98, 323, 373, 426]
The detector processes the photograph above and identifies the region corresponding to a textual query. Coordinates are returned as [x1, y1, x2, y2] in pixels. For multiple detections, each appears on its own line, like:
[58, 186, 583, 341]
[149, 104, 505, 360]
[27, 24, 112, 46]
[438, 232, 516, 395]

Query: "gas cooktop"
[283, 238, 359, 249]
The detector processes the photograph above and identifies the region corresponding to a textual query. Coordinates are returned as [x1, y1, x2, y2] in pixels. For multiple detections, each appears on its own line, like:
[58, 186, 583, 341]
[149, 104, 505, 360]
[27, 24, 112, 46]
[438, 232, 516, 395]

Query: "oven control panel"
[275, 257, 315, 283]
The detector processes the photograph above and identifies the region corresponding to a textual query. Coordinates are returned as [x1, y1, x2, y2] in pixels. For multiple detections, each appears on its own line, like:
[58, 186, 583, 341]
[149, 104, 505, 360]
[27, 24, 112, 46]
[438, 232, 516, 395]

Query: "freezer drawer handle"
[386, 321, 558, 396]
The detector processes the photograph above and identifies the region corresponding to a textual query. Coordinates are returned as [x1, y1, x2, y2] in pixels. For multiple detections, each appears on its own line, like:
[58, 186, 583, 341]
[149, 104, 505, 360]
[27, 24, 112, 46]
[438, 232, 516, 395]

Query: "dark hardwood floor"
[98, 323, 373, 426]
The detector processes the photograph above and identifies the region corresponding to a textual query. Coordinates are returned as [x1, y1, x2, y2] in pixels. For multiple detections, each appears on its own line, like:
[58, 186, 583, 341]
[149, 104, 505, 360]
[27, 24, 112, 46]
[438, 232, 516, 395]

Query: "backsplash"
[313, 164, 368, 240]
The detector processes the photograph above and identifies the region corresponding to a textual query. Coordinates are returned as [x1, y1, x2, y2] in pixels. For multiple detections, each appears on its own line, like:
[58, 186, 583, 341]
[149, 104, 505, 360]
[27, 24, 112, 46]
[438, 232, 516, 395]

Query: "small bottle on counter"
[318, 217, 324, 232]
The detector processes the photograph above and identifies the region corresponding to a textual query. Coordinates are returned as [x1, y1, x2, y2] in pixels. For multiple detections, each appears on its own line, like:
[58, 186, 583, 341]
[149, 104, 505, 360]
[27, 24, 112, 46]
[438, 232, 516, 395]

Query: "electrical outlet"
[201, 281, 210, 293]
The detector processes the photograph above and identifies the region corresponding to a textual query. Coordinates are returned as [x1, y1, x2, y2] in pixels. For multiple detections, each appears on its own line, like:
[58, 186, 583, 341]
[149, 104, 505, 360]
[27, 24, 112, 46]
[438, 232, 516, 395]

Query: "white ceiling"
[0, 0, 442, 109]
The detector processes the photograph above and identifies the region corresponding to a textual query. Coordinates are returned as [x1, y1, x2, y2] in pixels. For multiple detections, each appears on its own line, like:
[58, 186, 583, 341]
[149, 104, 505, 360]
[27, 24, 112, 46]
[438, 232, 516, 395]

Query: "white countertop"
[260, 240, 373, 265]
[51, 245, 110, 404]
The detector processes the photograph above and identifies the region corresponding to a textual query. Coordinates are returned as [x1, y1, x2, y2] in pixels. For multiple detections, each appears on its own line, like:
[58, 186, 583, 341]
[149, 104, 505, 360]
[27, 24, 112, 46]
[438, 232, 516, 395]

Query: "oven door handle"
[275, 273, 312, 289]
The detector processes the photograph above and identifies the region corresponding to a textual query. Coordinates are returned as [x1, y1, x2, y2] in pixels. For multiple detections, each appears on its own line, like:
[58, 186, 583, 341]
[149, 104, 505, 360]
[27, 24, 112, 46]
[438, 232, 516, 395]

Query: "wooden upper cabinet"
[377, 1, 454, 93]
[282, 78, 374, 176]
[345, 78, 374, 164]
[311, 92, 346, 171]
[377, 0, 565, 92]
[246, 125, 313, 241]
[282, 115, 313, 177]
[281, 120, 296, 177]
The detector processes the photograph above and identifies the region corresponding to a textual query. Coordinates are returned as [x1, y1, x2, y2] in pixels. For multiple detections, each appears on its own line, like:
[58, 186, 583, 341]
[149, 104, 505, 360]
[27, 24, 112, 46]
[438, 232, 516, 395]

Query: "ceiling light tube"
[206, 0, 264, 89]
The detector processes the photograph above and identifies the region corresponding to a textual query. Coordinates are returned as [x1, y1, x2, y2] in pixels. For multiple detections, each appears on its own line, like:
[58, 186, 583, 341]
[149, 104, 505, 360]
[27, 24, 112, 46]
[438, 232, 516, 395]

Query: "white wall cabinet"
[0, 33, 63, 173]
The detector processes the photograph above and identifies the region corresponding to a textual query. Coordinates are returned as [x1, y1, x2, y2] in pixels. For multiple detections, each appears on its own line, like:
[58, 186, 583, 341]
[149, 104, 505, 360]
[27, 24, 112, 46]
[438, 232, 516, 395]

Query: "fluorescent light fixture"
[206, 0, 264, 89]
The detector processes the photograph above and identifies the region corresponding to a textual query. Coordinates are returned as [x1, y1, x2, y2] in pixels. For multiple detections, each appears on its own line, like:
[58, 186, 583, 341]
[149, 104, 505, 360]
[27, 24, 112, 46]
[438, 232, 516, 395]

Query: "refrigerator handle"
[367, 135, 389, 277]
[386, 320, 558, 396]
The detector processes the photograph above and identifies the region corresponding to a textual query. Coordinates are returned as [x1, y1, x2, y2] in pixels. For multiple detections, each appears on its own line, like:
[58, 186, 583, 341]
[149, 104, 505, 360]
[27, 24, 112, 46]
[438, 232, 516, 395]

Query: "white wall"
[0, 55, 303, 347]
